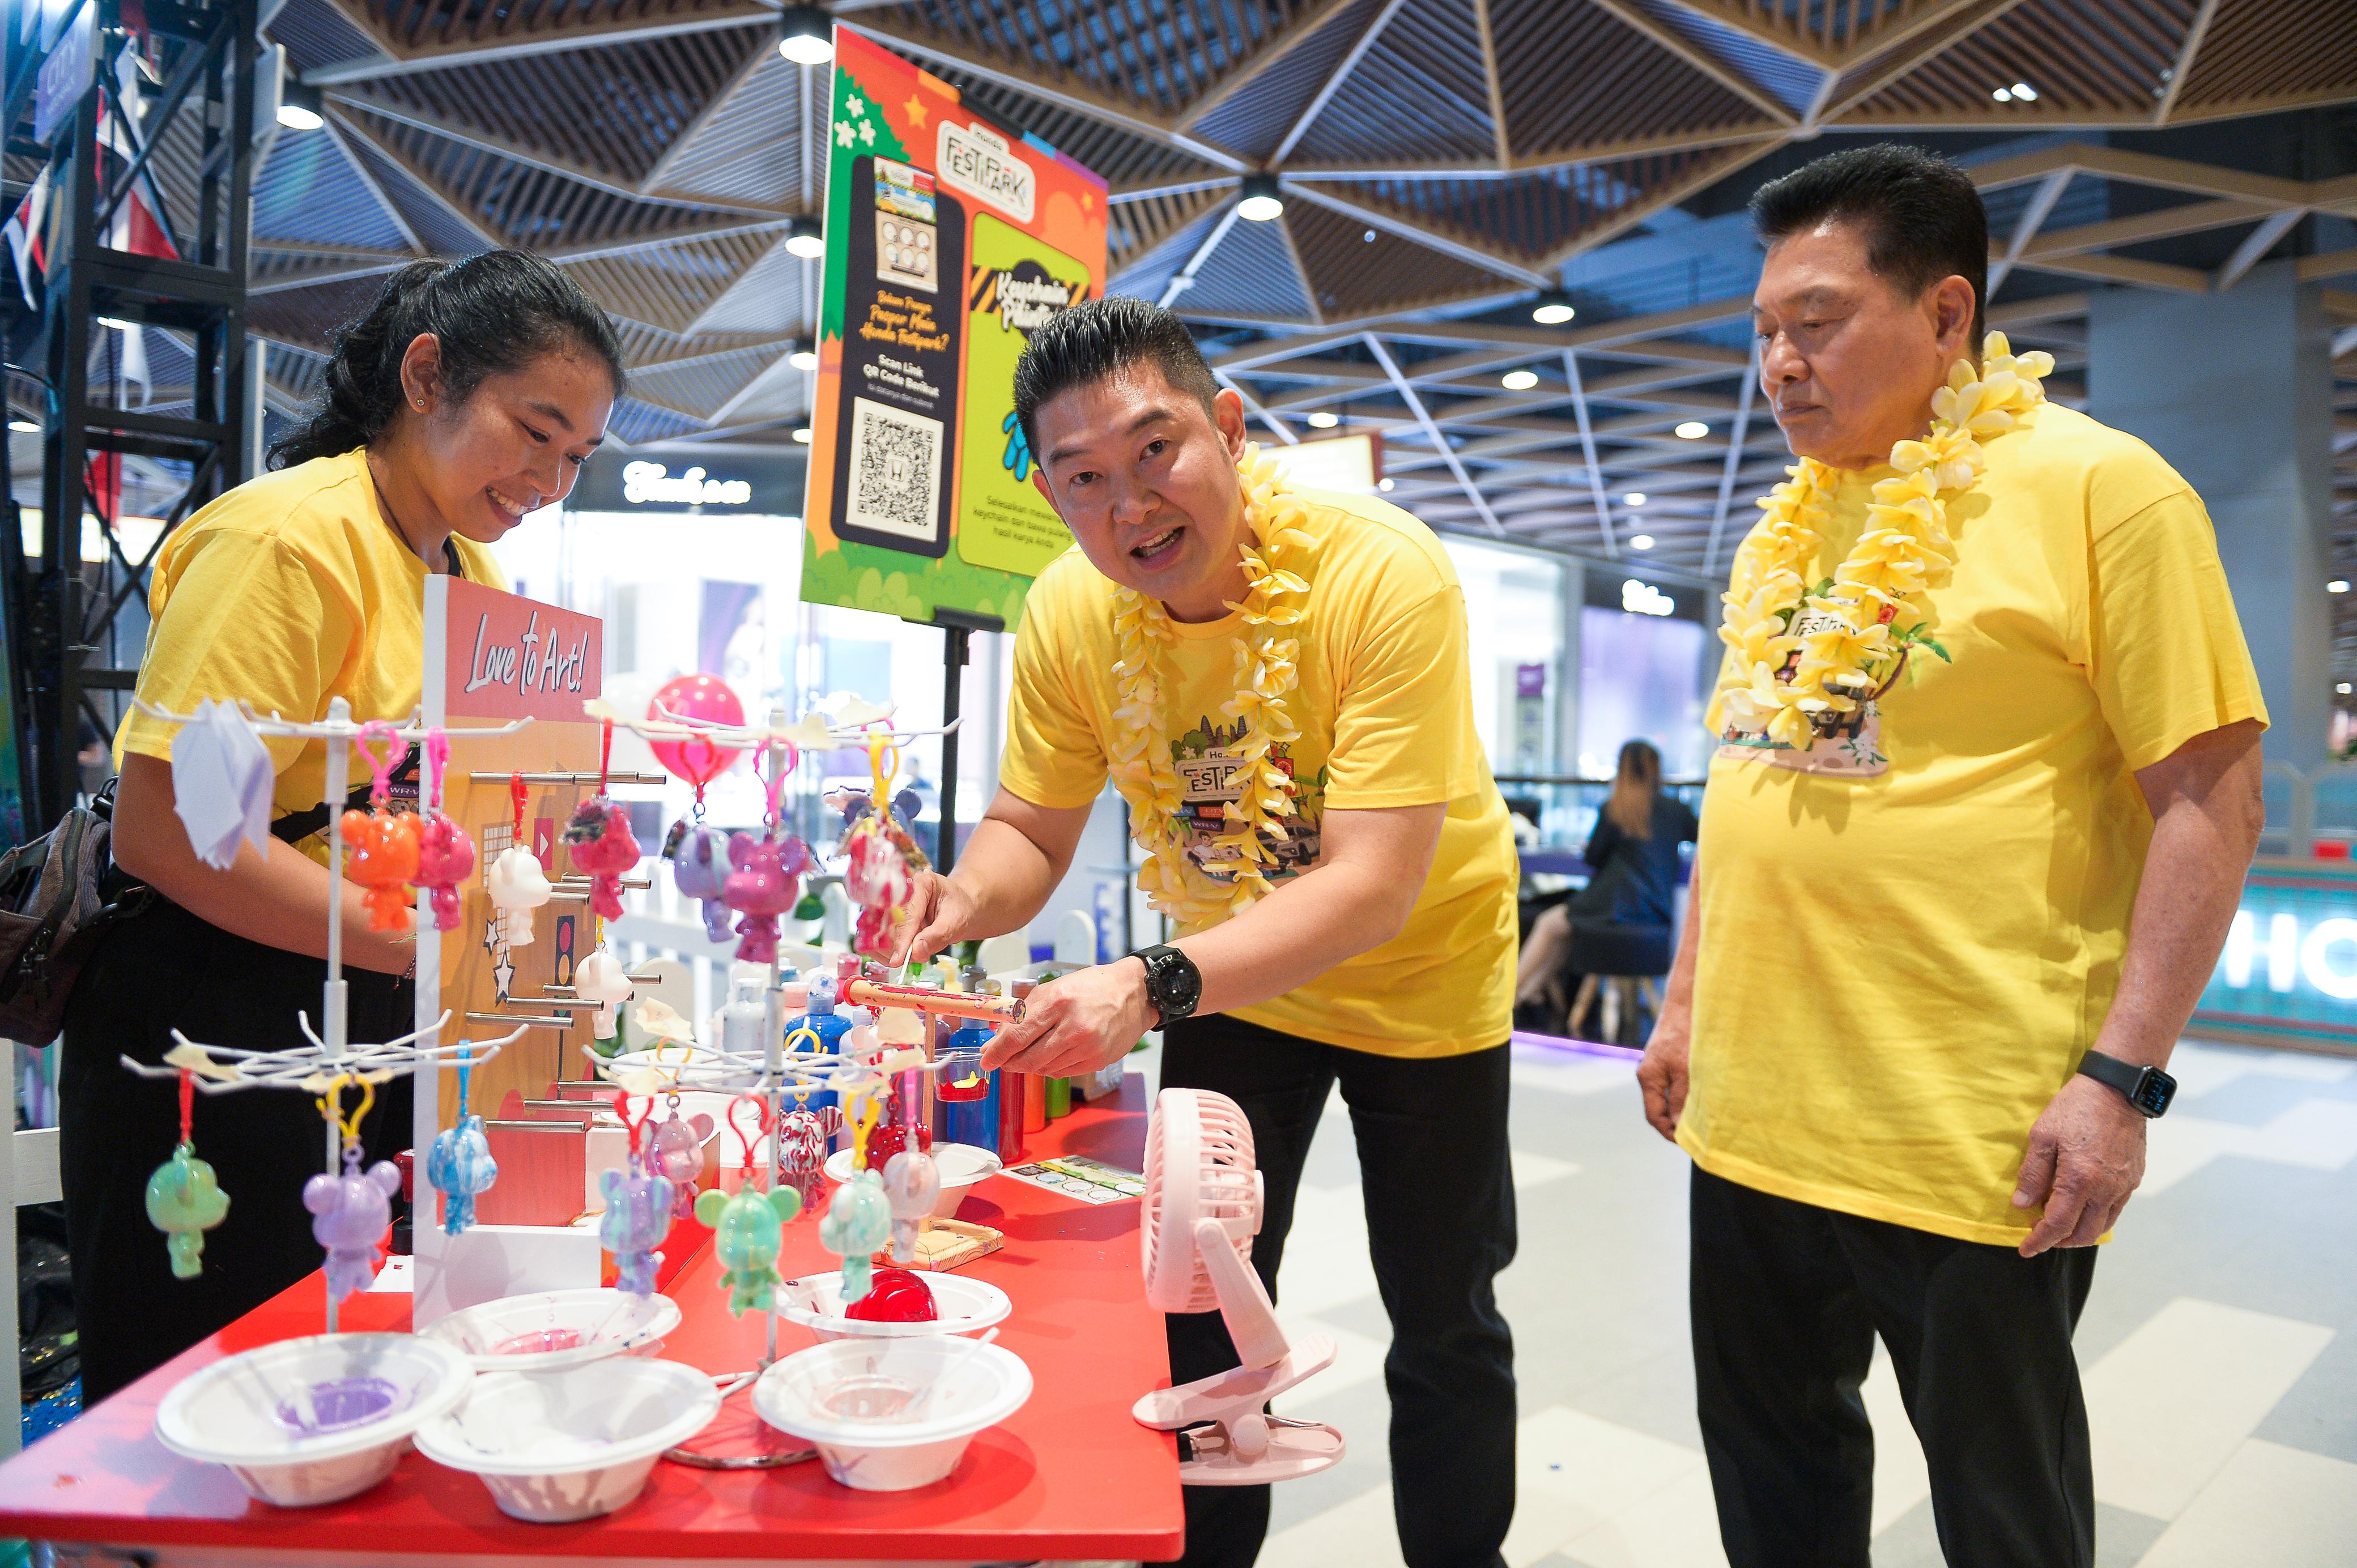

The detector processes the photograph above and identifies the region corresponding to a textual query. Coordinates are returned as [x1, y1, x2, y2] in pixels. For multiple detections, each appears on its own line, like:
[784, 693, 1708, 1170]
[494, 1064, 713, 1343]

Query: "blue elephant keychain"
[427, 1045, 497, 1235]
[693, 1096, 803, 1316]
[144, 1069, 228, 1280]
[601, 1097, 676, 1297]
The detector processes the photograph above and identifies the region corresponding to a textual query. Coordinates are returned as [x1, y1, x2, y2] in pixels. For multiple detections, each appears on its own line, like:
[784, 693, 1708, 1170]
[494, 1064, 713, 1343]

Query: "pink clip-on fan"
[1131, 1088, 1345, 1485]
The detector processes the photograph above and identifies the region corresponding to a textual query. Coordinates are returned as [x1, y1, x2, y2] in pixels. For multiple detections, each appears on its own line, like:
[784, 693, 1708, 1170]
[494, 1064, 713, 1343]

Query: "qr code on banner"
[844, 396, 944, 544]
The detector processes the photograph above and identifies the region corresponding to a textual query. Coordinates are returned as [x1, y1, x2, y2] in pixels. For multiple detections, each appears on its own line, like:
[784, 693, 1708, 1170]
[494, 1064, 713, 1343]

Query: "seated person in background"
[1514, 739, 1696, 1031]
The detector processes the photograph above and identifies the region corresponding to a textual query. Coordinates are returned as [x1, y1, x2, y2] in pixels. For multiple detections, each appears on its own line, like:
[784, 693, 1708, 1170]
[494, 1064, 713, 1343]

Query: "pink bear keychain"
[565, 799, 640, 922]
[721, 745, 812, 965]
[413, 730, 477, 932]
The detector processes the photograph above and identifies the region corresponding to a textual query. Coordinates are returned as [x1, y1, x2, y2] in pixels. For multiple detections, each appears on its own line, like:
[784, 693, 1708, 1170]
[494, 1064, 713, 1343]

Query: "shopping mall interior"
[0, 2, 2354, 1565]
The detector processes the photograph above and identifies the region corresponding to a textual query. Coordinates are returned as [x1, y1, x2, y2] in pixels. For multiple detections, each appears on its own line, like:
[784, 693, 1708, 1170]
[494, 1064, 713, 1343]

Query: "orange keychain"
[339, 721, 421, 932]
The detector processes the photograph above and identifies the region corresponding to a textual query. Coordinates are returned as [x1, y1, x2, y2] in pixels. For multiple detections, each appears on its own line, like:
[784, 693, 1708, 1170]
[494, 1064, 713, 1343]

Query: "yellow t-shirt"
[115, 448, 506, 862]
[1679, 403, 2267, 1244]
[998, 487, 1517, 1058]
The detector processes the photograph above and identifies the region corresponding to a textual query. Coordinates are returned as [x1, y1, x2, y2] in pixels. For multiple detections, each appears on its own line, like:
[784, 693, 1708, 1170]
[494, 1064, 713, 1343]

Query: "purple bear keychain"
[600, 1098, 676, 1297]
[305, 1077, 401, 1306]
[649, 1095, 713, 1220]
[670, 821, 734, 943]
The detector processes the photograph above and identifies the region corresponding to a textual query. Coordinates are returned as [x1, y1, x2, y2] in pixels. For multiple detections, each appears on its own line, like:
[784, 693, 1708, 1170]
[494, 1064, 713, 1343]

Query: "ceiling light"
[276, 103, 322, 131]
[777, 5, 835, 65]
[1992, 87, 2013, 103]
[1306, 411, 1339, 429]
[1629, 534, 1654, 551]
[1674, 420, 1709, 440]
[1236, 174, 1283, 223]
[1501, 369, 1539, 391]
[1622, 578, 1673, 616]
[789, 346, 818, 372]
[1362, 228, 1377, 242]
[97, 316, 134, 331]
[276, 79, 322, 131]
[1530, 289, 1575, 326]
[784, 216, 825, 259]
[792, 427, 812, 444]
[1623, 491, 1647, 506]
[2332, 579, 2351, 594]
[2011, 81, 2039, 101]
[1377, 477, 1394, 491]
[7, 419, 37, 433]
[2342, 683, 2354, 695]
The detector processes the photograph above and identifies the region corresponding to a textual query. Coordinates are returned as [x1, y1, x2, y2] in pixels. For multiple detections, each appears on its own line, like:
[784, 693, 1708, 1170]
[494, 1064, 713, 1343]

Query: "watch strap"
[2076, 1049, 2172, 1118]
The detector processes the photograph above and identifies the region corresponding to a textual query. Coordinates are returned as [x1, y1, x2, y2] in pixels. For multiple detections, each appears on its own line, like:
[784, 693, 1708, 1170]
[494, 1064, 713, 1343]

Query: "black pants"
[60, 897, 412, 1403]
[1160, 1015, 1517, 1568]
[1690, 1166, 2098, 1568]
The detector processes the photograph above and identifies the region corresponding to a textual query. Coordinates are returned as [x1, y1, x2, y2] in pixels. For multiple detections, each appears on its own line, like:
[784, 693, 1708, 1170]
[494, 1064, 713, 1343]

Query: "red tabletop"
[0, 1079, 1184, 1564]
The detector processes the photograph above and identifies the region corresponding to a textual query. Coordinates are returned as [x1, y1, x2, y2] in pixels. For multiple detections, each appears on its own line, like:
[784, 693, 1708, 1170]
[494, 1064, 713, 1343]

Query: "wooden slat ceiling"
[232, 0, 2355, 534]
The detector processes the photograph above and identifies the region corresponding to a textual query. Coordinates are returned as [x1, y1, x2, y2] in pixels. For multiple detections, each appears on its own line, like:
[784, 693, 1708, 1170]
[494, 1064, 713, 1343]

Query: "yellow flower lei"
[1108, 445, 1317, 931]
[1716, 331, 2055, 749]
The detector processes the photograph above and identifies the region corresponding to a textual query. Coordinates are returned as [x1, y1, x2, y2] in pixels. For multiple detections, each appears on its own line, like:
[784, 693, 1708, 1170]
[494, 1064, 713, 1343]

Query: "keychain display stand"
[588, 698, 1027, 1464]
[118, 694, 534, 1334]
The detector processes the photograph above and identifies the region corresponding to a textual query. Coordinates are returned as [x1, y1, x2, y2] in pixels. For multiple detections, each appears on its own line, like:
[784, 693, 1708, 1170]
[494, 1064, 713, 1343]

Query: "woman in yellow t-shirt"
[59, 252, 621, 1400]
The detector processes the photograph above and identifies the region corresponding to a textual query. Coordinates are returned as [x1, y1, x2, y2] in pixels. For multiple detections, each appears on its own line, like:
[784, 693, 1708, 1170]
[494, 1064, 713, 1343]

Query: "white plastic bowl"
[778, 1268, 1011, 1342]
[414, 1357, 722, 1523]
[154, 1333, 475, 1508]
[421, 1289, 682, 1373]
[752, 1337, 1032, 1492]
[823, 1142, 1002, 1217]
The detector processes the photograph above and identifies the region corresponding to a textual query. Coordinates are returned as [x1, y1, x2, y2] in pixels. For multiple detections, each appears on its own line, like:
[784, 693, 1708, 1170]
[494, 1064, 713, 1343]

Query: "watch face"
[1148, 949, 1202, 1016]
[2133, 1068, 2176, 1118]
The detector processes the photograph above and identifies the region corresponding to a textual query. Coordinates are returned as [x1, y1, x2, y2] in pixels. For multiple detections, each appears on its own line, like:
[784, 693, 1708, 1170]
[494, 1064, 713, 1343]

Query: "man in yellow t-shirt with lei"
[1639, 146, 2267, 1567]
[901, 297, 1520, 1568]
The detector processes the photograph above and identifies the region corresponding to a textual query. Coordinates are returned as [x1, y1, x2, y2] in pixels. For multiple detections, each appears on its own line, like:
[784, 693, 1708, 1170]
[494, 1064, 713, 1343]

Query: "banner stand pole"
[926, 607, 1005, 877]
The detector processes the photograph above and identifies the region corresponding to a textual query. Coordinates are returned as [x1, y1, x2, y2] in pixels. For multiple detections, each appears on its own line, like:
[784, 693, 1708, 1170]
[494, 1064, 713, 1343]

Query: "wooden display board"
[411, 576, 605, 1325]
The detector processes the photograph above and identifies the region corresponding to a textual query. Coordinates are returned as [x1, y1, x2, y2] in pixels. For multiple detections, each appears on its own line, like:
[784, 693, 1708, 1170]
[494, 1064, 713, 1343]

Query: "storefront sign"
[620, 461, 752, 507]
[568, 449, 796, 515]
[800, 29, 1108, 628]
[2192, 862, 2357, 1049]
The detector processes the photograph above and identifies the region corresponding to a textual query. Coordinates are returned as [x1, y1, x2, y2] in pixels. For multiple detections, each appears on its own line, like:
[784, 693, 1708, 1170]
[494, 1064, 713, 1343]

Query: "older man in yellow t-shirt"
[900, 297, 1519, 1568]
[1639, 146, 2266, 1568]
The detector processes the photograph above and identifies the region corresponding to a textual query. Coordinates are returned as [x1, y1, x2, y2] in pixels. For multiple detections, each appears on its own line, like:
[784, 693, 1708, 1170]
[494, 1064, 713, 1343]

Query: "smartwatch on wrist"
[1132, 944, 1202, 1029]
[2075, 1049, 2176, 1119]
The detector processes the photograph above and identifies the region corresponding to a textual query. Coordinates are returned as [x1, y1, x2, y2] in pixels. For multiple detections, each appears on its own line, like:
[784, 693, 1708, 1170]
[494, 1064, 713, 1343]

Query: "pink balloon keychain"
[412, 728, 477, 932]
[723, 745, 813, 965]
[564, 720, 641, 922]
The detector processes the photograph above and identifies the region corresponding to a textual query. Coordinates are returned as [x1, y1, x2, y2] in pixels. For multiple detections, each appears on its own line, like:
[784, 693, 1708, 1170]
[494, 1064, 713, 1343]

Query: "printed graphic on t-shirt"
[1169, 715, 1324, 883]
[1717, 602, 1900, 777]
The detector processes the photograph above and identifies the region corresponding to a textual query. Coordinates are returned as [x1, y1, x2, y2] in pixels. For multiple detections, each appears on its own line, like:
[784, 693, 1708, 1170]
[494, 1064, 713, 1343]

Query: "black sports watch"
[2075, 1049, 2176, 1119]
[1132, 943, 1202, 1029]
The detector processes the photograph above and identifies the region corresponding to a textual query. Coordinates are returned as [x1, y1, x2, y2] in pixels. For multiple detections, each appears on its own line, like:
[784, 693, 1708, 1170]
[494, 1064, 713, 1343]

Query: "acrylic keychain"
[565, 719, 642, 922]
[819, 1096, 894, 1303]
[599, 1095, 675, 1297]
[339, 722, 422, 934]
[773, 1060, 841, 1213]
[722, 744, 814, 965]
[693, 1096, 803, 1316]
[665, 765, 735, 944]
[426, 1045, 497, 1235]
[487, 772, 552, 946]
[413, 729, 478, 932]
[144, 1067, 229, 1280]
[304, 1075, 403, 1306]
[648, 1090, 714, 1219]
[843, 732, 930, 961]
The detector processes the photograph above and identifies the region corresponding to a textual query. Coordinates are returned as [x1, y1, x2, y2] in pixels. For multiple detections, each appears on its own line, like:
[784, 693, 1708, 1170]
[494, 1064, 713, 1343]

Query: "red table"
[0, 1081, 1184, 1565]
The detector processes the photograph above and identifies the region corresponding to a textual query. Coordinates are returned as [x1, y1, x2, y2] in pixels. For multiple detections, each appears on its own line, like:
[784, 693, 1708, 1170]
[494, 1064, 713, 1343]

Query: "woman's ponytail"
[270, 250, 626, 470]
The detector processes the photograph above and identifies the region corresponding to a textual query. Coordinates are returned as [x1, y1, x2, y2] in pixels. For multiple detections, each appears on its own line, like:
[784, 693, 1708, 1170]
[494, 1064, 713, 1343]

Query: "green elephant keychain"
[692, 1096, 803, 1316]
[145, 1070, 228, 1280]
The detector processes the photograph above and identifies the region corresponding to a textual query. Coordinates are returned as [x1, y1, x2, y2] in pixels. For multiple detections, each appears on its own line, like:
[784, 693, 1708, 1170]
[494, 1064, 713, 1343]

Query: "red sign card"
[440, 577, 601, 723]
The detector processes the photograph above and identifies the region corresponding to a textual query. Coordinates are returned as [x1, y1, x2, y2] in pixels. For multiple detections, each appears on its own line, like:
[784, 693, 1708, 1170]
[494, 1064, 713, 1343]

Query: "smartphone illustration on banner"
[832, 154, 965, 559]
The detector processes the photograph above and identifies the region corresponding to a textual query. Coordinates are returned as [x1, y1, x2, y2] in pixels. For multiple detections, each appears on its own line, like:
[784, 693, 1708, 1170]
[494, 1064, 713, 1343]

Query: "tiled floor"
[1165, 1038, 2357, 1568]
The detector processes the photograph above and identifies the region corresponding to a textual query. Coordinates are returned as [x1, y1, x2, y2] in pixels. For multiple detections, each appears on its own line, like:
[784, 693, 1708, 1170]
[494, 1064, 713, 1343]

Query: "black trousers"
[1689, 1166, 2098, 1568]
[60, 897, 413, 1403]
[1160, 1014, 1517, 1568]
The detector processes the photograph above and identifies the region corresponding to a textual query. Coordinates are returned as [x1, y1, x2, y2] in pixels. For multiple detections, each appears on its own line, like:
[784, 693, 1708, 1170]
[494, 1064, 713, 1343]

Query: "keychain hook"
[355, 722, 408, 808]
[726, 1094, 768, 1177]
[424, 728, 451, 812]
[509, 771, 528, 838]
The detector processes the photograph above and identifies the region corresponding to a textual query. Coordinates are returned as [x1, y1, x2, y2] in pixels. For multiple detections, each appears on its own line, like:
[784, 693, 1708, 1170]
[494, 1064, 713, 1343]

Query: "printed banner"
[799, 29, 1108, 628]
